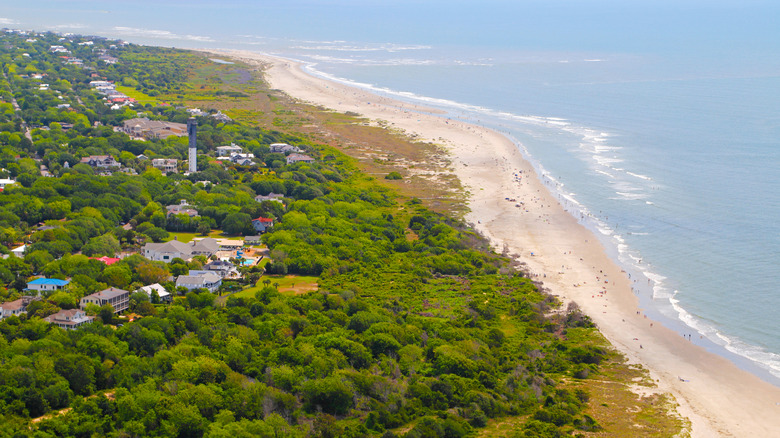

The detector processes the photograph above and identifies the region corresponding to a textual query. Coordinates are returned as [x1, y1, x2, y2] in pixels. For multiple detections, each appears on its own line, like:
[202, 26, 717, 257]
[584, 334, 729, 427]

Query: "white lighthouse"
[187, 117, 197, 173]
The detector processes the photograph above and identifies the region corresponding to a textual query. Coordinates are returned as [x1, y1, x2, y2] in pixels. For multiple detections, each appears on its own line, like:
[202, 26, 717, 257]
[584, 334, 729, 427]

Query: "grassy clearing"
[164, 230, 243, 243]
[233, 275, 319, 299]
[114, 85, 159, 104]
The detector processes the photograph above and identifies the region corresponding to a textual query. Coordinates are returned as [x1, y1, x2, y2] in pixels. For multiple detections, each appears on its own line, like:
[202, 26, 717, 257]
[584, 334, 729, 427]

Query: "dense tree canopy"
[0, 31, 618, 438]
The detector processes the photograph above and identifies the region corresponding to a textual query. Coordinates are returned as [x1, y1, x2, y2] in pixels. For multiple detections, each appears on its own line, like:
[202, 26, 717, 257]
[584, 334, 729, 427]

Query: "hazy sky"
[1, 0, 778, 56]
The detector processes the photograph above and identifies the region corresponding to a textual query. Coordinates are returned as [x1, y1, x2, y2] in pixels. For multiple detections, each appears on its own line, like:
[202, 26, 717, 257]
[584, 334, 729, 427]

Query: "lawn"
[115, 85, 159, 105]
[233, 275, 319, 299]
[165, 230, 243, 243]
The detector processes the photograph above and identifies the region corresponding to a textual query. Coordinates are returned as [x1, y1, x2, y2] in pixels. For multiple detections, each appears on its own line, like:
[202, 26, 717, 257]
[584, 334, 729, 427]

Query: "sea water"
[4, 0, 780, 383]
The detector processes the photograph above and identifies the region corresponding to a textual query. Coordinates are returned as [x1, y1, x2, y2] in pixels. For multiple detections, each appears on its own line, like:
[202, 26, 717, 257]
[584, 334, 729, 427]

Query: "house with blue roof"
[27, 278, 70, 293]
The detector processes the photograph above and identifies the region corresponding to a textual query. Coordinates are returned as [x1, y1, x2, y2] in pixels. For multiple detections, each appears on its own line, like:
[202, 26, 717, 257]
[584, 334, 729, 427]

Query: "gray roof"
[191, 238, 219, 253]
[176, 272, 221, 286]
[145, 240, 192, 255]
[205, 260, 235, 270]
[85, 287, 128, 300]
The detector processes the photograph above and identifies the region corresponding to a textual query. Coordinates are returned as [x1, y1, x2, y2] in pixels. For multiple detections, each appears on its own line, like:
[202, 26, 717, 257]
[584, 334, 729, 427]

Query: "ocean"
[3, 0, 779, 383]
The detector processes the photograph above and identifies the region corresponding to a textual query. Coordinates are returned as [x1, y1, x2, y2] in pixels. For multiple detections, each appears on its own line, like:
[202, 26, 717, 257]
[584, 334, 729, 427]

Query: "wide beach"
[218, 49, 780, 437]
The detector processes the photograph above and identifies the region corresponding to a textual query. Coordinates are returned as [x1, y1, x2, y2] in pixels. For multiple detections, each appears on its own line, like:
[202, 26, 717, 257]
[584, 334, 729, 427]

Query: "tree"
[136, 262, 169, 285]
[98, 304, 114, 324]
[221, 212, 253, 236]
[129, 291, 149, 312]
[82, 234, 121, 257]
[99, 265, 132, 289]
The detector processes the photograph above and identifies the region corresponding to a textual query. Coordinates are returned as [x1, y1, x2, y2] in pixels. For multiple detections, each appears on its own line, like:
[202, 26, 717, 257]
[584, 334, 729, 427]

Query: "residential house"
[166, 200, 198, 217]
[204, 260, 239, 279]
[269, 143, 301, 154]
[98, 55, 118, 64]
[49, 45, 70, 54]
[10, 244, 26, 257]
[142, 240, 192, 262]
[216, 239, 243, 251]
[176, 272, 222, 293]
[0, 296, 40, 319]
[44, 309, 94, 330]
[142, 237, 219, 262]
[211, 112, 231, 123]
[190, 238, 220, 257]
[286, 153, 314, 165]
[27, 278, 69, 293]
[244, 236, 262, 245]
[0, 178, 16, 191]
[121, 118, 187, 140]
[137, 283, 172, 303]
[151, 158, 178, 173]
[80, 155, 119, 168]
[251, 217, 274, 234]
[216, 144, 243, 156]
[254, 192, 284, 203]
[229, 153, 255, 166]
[89, 256, 120, 266]
[89, 80, 113, 88]
[80, 287, 130, 313]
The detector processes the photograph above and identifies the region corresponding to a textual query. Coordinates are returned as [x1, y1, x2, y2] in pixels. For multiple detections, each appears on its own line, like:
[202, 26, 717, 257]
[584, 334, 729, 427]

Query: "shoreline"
[215, 49, 780, 437]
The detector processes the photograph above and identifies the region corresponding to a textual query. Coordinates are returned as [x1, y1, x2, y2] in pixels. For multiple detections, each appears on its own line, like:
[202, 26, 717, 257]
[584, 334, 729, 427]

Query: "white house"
[151, 158, 178, 173]
[44, 309, 94, 330]
[269, 143, 301, 154]
[176, 272, 222, 293]
[143, 238, 220, 262]
[216, 144, 243, 156]
[142, 240, 192, 262]
[254, 193, 284, 203]
[10, 244, 26, 257]
[2, 178, 21, 190]
[286, 153, 314, 165]
[0, 296, 40, 319]
[137, 283, 172, 303]
[27, 278, 70, 293]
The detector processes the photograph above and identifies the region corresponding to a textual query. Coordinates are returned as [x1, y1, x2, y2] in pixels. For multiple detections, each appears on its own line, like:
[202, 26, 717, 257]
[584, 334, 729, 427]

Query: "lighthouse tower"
[187, 117, 197, 173]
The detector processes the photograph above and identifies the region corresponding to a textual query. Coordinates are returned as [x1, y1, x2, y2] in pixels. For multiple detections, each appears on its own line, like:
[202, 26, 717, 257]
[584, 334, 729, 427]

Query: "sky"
[2, 0, 779, 56]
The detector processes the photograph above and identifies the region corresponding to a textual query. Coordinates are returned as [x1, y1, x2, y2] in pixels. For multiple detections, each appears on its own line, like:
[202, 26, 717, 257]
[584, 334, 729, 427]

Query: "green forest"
[0, 31, 684, 437]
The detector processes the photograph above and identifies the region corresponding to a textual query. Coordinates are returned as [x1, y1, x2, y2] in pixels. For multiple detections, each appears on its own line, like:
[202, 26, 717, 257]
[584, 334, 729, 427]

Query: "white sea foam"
[614, 191, 647, 201]
[669, 292, 780, 378]
[626, 171, 652, 180]
[298, 57, 780, 380]
[594, 169, 614, 178]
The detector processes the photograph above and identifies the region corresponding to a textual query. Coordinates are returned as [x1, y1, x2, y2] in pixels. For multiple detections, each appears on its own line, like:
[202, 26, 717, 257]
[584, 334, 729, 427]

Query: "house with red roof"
[251, 216, 274, 233]
[90, 256, 121, 265]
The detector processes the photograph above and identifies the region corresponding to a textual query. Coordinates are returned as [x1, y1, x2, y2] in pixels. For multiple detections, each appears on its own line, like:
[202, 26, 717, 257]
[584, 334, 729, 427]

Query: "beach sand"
[217, 49, 780, 437]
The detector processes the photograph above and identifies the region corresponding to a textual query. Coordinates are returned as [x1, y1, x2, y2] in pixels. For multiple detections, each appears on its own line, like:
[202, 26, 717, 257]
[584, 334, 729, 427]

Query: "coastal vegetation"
[0, 31, 685, 437]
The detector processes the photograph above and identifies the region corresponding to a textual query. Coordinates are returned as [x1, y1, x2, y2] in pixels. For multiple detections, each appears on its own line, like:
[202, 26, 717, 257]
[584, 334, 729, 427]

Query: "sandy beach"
[217, 49, 780, 437]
